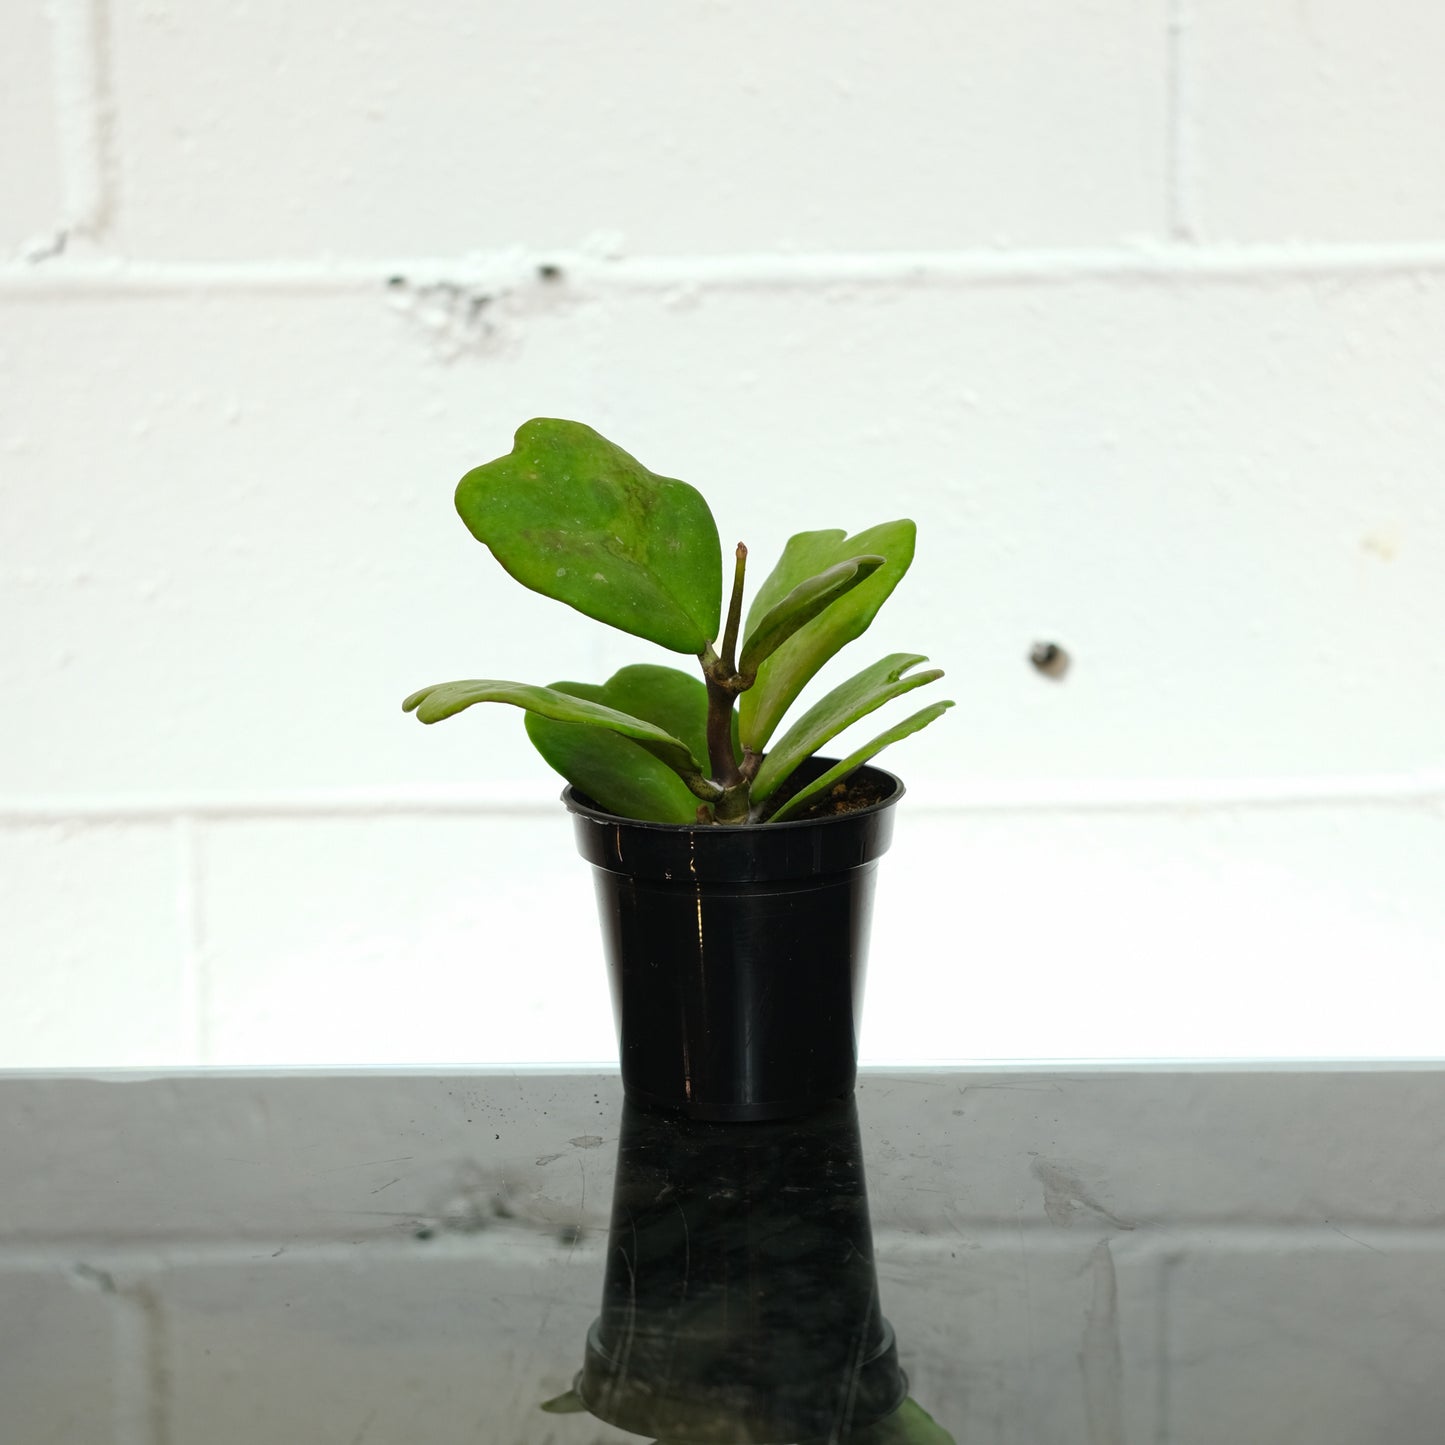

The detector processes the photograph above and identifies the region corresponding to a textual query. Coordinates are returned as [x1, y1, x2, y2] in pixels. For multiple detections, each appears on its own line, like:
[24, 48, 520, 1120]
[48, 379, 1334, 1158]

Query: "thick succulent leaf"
[454, 418, 722, 654]
[539, 1388, 588, 1415]
[596, 664, 711, 765]
[801, 1398, 956, 1445]
[739, 520, 917, 750]
[402, 678, 702, 781]
[525, 666, 712, 824]
[751, 653, 944, 802]
[737, 555, 884, 680]
[765, 699, 953, 823]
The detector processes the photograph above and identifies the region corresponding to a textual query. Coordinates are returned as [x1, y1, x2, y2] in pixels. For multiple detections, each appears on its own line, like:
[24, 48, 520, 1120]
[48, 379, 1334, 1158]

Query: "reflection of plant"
[405, 419, 951, 824]
[539, 1387, 956, 1444]
[828, 1397, 956, 1445]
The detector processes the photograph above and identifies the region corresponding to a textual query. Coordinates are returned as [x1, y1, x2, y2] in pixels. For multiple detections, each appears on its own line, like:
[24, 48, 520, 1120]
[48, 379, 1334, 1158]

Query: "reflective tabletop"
[2, 1066, 1442, 1443]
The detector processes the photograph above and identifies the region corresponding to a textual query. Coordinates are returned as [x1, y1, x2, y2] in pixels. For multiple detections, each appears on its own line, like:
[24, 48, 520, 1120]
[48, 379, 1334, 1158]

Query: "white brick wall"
[2, 1, 1443, 1066]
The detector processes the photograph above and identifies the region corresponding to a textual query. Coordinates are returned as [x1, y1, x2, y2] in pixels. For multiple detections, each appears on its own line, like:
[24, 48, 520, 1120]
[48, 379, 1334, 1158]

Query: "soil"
[767, 772, 891, 821]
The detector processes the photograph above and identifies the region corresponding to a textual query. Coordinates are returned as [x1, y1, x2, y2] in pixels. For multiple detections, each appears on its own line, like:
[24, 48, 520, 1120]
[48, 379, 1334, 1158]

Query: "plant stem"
[704, 677, 743, 790]
[699, 676, 745, 826]
[698, 543, 752, 824]
[720, 542, 747, 675]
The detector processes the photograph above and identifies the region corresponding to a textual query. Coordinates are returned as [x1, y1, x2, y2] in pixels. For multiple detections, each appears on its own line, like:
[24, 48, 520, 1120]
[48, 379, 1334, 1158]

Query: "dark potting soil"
[766, 772, 891, 822]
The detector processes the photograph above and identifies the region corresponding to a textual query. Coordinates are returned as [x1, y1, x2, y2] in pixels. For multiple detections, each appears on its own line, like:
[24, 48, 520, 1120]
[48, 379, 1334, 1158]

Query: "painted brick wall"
[2, 1, 1443, 1066]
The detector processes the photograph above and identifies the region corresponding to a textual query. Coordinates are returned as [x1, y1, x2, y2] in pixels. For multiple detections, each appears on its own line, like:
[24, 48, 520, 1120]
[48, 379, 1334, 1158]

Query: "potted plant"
[405, 419, 951, 1119]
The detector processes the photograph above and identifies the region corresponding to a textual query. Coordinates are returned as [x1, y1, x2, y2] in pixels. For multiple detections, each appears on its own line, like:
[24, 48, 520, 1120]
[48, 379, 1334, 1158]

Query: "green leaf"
[765, 699, 953, 823]
[751, 653, 944, 803]
[538, 1387, 588, 1415]
[525, 665, 712, 824]
[402, 678, 707, 785]
[739, 520, 917, 750]
[737, 555, 885, 680]
[799, 1397, 956, 1445]
[454, 418, 722, 655]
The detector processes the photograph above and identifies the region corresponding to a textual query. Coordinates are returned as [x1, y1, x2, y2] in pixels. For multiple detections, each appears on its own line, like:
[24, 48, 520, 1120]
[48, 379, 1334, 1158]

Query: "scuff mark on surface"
[420, 1160, 518, 1234]
[568, 1135, 604, 1149]
[1080, 1239, 1125, 1445]
[1327, 1220, 1385, 1254]
[72, 1261, 117, 1293]
[384, 260, 585, 361]
[21, 228, 69, 263]
[386, 278, 498, 360]
[1032, 1157, 1135, 1230]
[1361, 529, 1399, 561]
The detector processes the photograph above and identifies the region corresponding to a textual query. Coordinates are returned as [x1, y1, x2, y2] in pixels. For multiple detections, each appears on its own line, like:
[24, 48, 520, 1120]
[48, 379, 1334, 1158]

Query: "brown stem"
[705, 677, 743, 790]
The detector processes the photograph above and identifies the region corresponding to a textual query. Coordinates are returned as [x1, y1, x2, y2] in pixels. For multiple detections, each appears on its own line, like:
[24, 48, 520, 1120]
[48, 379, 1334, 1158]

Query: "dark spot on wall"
[1029, 641, 1071, 680]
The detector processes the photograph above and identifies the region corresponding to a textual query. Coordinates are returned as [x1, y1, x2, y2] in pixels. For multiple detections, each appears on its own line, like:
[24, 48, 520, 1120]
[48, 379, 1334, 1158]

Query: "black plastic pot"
[565, 758, 903, 1122]
[577, 1096, 906, 1443]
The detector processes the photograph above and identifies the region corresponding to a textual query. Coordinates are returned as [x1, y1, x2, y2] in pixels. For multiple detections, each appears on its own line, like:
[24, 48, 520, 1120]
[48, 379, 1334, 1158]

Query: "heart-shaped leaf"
[738, 555, 885, 680]
[751, 653, 944, 803]
[525, 665, 713, 823]
[765, 698, 953, 822]
[739, 520, 916, 750]
[402, 678, 707, 786]
[455, 419, 722, 654]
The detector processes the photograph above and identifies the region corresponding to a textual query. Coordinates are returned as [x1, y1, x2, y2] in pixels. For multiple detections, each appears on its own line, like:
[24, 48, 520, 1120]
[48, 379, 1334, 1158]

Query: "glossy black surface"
[567, 763, 902, 1121]
[579, 1098, 904, 1442]
[8, 1068, 1445, 1444]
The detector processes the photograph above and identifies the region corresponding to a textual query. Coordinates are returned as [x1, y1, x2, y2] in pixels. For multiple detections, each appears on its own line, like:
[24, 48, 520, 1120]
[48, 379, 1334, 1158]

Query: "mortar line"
[71, 1267, 171, 1445]
[1165, 0, 1199, 242]
[2, 771, 1442, 823]
[9, 242, 1445, 297]
[46, 0, 116, 242]
[5, 1222, 1443, 1267]
[1153, 1251, 1176, 1445]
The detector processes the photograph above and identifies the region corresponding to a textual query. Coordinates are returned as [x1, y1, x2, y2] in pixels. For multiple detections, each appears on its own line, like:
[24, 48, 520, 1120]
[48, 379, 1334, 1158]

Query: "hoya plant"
[403, 419, 951, 825]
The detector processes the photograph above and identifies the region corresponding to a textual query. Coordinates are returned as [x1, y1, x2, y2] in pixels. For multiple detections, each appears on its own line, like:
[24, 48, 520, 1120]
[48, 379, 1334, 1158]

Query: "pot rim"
[560, 758, 906, 832]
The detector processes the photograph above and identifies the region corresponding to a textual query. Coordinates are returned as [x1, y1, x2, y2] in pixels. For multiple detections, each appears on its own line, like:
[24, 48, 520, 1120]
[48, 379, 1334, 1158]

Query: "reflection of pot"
[566, 759, 902, 1122]
[578, 1096, 906, 1444]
